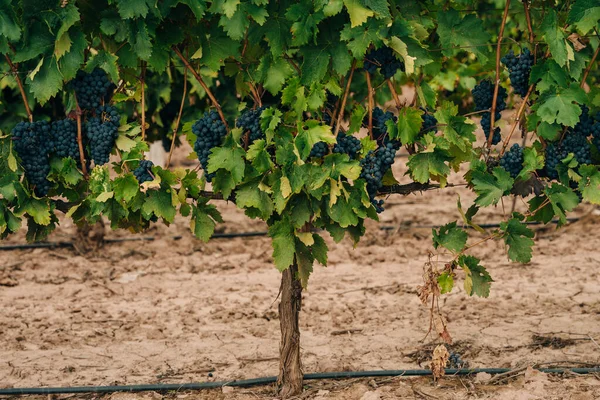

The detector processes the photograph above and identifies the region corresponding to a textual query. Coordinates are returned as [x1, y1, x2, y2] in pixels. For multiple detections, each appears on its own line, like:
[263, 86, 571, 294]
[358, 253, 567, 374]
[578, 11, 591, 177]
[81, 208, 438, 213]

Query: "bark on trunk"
[277, 263, 303, 398]
[74, 220, 105, 254]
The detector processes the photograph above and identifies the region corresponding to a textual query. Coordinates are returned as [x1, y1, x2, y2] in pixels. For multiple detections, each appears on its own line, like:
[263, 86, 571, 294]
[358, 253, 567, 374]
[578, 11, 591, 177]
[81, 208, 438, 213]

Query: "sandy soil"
[1, 113, 599, 399]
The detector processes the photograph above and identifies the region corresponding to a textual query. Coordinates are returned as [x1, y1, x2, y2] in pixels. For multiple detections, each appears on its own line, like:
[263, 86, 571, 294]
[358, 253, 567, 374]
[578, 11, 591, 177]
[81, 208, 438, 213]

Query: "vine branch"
[4, 54, 33, 123]
[366, 71, 374, 140]
[334, 60, 356, 137]
[172, 46, 229, 131]
[387, 79, 402, 109]
[523, 1, 535, 44]
[486, 0, 511, 151]
[166, 67, 187, 169]
[140, 61, 147, 141]
[580, 30, 600, 89]
[73, 94, 88, 179]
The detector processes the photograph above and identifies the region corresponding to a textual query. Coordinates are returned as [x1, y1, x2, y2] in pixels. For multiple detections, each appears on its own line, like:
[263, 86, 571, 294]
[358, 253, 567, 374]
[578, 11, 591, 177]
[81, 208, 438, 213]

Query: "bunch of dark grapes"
[421, 113, 438, 135]
[11, 121, 52, 196]
[359, 143, 397, 213]
[193, 110, 227, 182]
[591, 112, 600, 150]
[50, 118, 81, 163]
[545, 133, 591, 180]
[309, 141, 329, 159]
[333, 133, 361, 159]
[573, 105, 594, 136]
[501, 48, 534, 97]
[472, 80, 507, 145]
[70, 68, 112, 110]
[236, 107, 266, 145]
[363, 46, 404, 79]
[499, 144, 524, 178]
[86, 105, 120, 166]
[365, 107, 399, 147]
[134, 160, 154, 184]
[448, 352, 468, 369]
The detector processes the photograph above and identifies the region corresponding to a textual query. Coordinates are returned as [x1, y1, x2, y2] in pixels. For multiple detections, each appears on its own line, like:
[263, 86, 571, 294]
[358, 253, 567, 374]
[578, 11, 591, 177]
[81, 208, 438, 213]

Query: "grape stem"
[172, 46, 229, 131]
[485, 0, 511, 153]
[386, 79, 402, 109]
[334, 60, 357, 137]
[499, 83, 535, 156]
[166, 67, 187, 169]
[366, 71, 374, 140]
[4, 54, 33, 123]
[141, 61, 147, 141]
[73, 93, 88, 179]
[523, 1, 535, 44]
[580, 28, 600, 89]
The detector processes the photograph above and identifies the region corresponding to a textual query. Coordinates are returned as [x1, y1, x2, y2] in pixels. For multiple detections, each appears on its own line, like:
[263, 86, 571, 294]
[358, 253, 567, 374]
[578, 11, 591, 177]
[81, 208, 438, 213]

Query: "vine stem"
[462, 109, 491, 117]
[4, 54, 33, 123]
[366, 71, 374, 140]
[486, 0, 511, 152]
[172, 46, 229, 131]
[499, 83, 535, 155]
[580, 32, 599, 88]
[334, 60, 356, 137]
[73, 94, 88, 179]
[523, 1, 535, 44]
[141, 61, 147, 141]
[387, 79, 402, 109]
[166, 67, 187, 169]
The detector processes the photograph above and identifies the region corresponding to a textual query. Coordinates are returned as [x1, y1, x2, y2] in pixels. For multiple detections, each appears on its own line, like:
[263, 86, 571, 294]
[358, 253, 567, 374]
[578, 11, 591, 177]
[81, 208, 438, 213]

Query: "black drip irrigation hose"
[0, 217, 582, 251]
[0, 368, 598, 395]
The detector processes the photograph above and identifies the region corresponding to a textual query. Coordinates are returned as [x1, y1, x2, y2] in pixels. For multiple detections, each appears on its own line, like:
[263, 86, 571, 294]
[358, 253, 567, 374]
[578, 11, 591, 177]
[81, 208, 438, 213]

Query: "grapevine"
[86, 106, 120, 166]
[11, 121, 52, 196]
[499, 143, 523, 178]
[70, 68, 113, 110]
[501, 49, 534, 97]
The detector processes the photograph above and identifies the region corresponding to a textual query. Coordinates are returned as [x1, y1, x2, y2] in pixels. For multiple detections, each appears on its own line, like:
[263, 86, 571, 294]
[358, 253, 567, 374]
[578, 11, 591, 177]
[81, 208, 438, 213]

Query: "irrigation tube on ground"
[0, 218, 581, 252]
[0, 368, 599, 395]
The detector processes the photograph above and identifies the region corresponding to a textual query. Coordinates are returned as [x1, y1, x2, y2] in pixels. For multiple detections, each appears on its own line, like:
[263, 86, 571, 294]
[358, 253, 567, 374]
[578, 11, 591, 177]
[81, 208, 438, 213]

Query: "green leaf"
[235, 181, 274, 220]
[343, 0, 374, 27]
[432, 221, 467, 253]
[56, 4, 80, 41]
[518, 147, 544, 181]
[268, 218, 295, 271]
[471, 167, 513, 207]
[0, 0, 21, 41]
[59, 30, 88, 82]
[23, 198, 51, 225]
[85, 51, 120, 84]
[295, 120, 336, 160]
[190, 202, 220, 242]
[257, 55, 294, 95]
[54, 31, 72, 60]
[295, 239, 314, 288]
[395, 107, 423, 144]
[568, 0, 600, 34]
[438, 272, 454, 294]
[540, 10, 572, 67]
[500, 217, 535, 263]
[113, 174, 140, 203]
[386, 36, 415, 75]
[142, 188, 177, 223]
[437, 11, 491, 62]
[459, 255, 492, 298]
[536, 84, 587, 127]
[207, 147, 245, 183]
[26, 57, 63, 105]
[312, 234, 328, 266]
[406, 141, 451, 184]
[340, 18, 380, 58]
[131, 19, 153, 60]
[529, 59, 569, 94]
[545, 183, 580, 225]
[115, 0, 151, 19]
[579, 165, 600, 204]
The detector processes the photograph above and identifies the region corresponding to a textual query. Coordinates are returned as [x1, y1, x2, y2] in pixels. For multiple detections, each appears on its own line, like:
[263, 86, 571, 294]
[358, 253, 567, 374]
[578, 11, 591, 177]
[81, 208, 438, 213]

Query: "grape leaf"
[529, 59, 569, 94]
[437, 272, 454, 294]
[568, 0, 600, 34]
[437, 11, 491, 63]
[343, 0, 373, 28]
[23, 198, 52, 225]
[235, 181, 274, 220]
[578, 165, 600, 204]
[190, 201, 221, 242]
[85, 51, 120, 84]
[471, 167, 513, 207]
[540, 10, 572, 67]
[459, 255, 492, 298]
[295, 120, 336, 160]
[26, 57, 62, 105]
[386, 36, 415, 75]
[500, 217, 535, 263]
[545, 183, 580, 226]
[115, 0, 152, 19]
[312, 234, 328, 266]
[142, 188, 177, 223]
[207, 147, 245, 183]
[432, 222, 467, 253]
[0, 0, 21, 41]
[113, 174, 140, 203]
[406, 138, 451, 184]
[268, 217, 295, 271]
[536, 84, 587, 127]
[340, 19, 380, 58]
